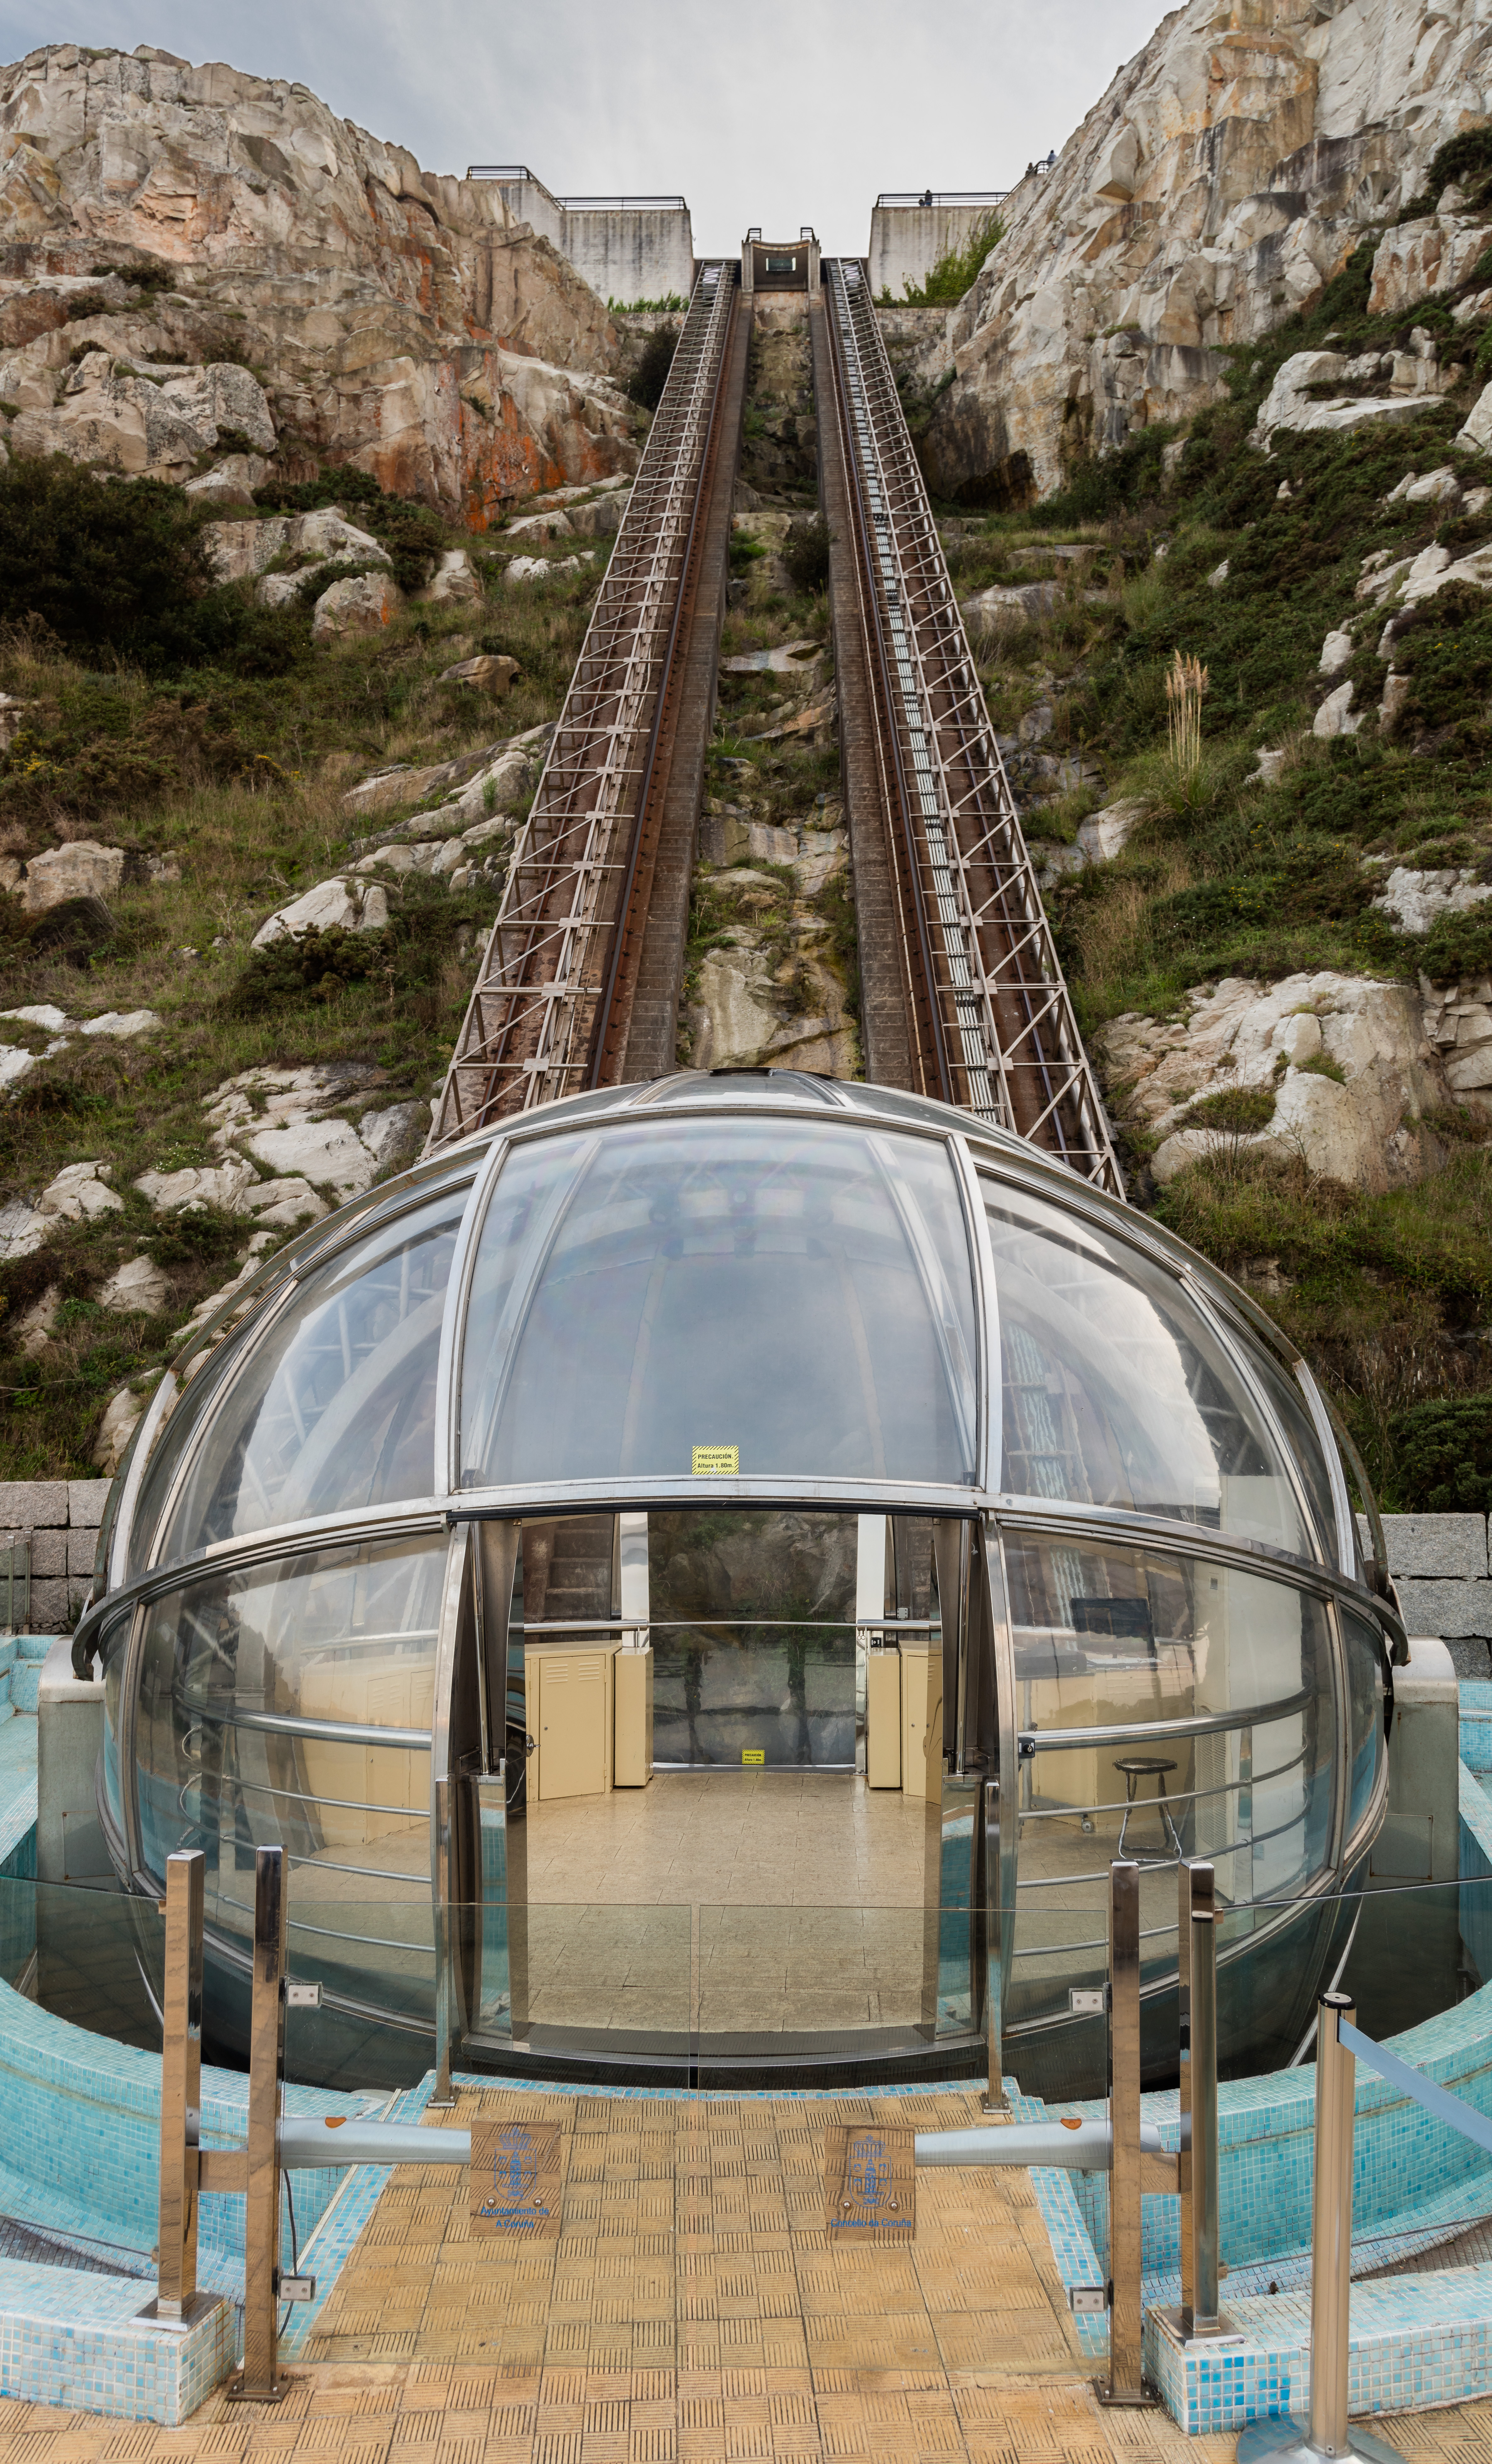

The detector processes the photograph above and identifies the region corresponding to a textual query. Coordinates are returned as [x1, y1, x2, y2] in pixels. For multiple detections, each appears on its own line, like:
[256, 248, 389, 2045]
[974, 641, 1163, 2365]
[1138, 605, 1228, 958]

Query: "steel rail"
[586, 272, 740, 1078]
[822, 257, 1122, 1195]
[429, 264, 738, 1146]
[821, 268, 952, 1103]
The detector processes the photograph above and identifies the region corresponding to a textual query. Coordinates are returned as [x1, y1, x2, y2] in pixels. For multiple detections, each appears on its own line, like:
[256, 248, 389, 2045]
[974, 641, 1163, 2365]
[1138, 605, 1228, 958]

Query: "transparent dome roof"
[80, 1075, 1396, 2100]
[107, 1074, 1354, 1586]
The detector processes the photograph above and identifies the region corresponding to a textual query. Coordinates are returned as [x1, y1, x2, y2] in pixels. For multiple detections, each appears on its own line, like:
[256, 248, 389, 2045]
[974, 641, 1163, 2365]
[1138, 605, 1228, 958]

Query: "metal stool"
[1114, 1756, 1182, 1860]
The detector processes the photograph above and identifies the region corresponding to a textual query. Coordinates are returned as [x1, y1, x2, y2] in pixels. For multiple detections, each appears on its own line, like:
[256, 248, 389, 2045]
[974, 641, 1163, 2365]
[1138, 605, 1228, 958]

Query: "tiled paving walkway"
[304, 2088, 1075, 2375]
[12, 2360, 1492, 2458]
[10, 2083, 1492, 2456]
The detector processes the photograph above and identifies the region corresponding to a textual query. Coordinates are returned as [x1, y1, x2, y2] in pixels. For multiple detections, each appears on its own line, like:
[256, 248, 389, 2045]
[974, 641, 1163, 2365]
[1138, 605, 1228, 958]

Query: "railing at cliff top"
[875, 190, 1009, 208]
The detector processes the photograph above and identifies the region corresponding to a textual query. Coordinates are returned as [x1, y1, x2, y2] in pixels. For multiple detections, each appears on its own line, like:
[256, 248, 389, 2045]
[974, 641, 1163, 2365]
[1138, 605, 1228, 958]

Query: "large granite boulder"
[917, 0, 1492, 504]
[0, 43, 640, 524]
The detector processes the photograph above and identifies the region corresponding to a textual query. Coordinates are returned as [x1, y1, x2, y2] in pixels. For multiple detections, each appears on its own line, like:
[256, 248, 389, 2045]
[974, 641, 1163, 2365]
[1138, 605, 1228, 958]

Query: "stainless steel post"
[432, 1773, 455, 2107]
[157, 1849, 204, 2319]
[1177, 1859, 1194, 2320]
[980, 1775, 1009, 2114]
[1235, 1991, 1398, 2461]
[1188, 1865, 1221, 2334]
[228, 1845, 291, 2403]
[1098, 1859, 1152, 2406]
[1311, 1991, 1356, 2457]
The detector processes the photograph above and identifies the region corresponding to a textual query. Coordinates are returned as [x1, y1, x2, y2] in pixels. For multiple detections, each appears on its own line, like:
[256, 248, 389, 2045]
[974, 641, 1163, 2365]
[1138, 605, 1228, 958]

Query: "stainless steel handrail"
[1020, 1686, 1312, 1752]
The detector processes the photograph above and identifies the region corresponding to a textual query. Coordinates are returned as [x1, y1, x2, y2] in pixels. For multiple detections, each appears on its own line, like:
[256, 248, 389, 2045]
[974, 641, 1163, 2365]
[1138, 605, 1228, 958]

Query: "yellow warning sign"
[692, 1445, 739, 1476]
[742, 1748, 765, 1765]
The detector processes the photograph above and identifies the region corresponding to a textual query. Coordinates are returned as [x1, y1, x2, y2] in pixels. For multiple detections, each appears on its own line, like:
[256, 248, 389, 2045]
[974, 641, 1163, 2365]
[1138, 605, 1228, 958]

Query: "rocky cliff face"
[919, 0, 1492, 504]
[0, 44, 637, 520]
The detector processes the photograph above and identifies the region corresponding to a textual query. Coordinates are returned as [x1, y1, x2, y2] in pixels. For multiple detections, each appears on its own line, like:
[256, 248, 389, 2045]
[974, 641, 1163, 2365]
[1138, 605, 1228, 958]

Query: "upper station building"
[74, 1073, 1396, 2097]
[466, 167, 696, 305]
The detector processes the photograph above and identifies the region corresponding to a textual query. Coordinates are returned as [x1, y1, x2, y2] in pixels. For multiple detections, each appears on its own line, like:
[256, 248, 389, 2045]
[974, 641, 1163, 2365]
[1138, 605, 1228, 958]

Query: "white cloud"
[2, 0, 1161, 258]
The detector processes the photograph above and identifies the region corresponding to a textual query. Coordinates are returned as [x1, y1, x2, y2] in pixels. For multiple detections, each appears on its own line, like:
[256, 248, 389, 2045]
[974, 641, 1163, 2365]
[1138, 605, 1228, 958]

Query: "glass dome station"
[74, 1073, 1402, 2094]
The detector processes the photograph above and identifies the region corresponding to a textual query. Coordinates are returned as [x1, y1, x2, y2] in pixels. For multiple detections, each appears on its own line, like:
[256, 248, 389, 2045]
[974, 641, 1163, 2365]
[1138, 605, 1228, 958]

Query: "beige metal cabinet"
[899, 1644, 943, 1803]
[530, 1645, 614, 1802]
[866, 1648, 902, 1789]
[613, 1646, 654, 1788]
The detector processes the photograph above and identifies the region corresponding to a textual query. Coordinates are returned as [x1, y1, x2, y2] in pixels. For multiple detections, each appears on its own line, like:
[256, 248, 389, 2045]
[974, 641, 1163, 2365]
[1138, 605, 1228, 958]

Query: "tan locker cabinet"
[866, 1648, 902, 1788]
[899, 1644, 944, 1803]
[531, 1645, 614, 1802]
[613, 1646, 654, 1787]
[299, 1654, 429, 1845]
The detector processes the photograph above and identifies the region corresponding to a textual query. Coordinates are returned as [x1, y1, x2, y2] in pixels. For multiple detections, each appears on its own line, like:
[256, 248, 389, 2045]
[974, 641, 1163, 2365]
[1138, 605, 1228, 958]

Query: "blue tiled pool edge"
[1024, 1735, 1492, 2432]
[14, 1680, 1492, 2421]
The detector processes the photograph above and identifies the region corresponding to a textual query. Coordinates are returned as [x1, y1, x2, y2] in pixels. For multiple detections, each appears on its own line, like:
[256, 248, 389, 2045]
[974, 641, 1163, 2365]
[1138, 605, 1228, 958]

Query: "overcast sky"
[0, 0, 1164, 258]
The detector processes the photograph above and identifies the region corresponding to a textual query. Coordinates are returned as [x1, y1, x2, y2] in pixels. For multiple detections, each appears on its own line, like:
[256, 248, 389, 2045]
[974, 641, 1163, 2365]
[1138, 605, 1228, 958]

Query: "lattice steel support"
[824, 257, 1121, 1194]
[431, 264, 738, 1147]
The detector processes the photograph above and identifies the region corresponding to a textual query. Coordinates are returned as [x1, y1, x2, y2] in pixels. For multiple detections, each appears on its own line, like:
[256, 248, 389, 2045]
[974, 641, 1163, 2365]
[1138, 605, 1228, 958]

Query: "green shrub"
[782, 515, 830, 594]
[1176, 1085, 1278, 1134]
[897, 212, 1004, 307]
[627, 328, 678, 413]
[223, 877, 488, 1019]
[1400, 129, 1492, 221]
[0, 458, 216, 658]
[252, 465, 447, 592]
[1386, 1394, 1492, 1511]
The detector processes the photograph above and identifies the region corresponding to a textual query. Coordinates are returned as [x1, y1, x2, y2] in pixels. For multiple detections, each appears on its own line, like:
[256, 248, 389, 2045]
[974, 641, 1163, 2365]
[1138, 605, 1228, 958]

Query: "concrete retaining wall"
[0, 1483, 109, 1634]
[469, 173, 694, 305]
[868, 200, 1003, 302]
[562, 207, 694, 306]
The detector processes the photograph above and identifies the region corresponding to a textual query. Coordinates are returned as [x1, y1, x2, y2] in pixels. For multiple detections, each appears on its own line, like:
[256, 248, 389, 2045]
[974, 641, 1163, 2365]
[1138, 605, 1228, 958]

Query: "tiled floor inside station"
[520, 1774, 940, 2039]
[522, 1772, 934, 1909]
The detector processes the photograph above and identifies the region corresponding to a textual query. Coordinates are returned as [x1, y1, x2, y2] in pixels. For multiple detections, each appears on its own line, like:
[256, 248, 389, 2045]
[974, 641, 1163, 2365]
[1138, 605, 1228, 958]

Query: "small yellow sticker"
[692, 1445, 739, 1476]
[742, 1748, 765, 1765]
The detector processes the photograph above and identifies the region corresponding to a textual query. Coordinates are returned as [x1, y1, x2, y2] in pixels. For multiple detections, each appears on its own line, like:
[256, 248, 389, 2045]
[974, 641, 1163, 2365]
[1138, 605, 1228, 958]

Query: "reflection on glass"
[99, 1609, 132, 1846]
[1249, 1343, 1341, 1565]
[159, 1190, 468, 1561]
[1341, 1610, 1386, 1835]
[1004, 1534, 1337, 2029]
[649, 1510, 856, 1767]
[984, 1181, 1311, 1558]
[461, 1120, 977, 1486]
[133, 1536, 443, 2016]
[128, 1310, 274, 1582]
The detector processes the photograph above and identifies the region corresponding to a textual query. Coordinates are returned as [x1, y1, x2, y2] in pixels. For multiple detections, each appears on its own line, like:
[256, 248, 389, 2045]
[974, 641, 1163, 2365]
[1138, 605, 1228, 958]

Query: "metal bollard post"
[1097, 1859, 1155, 2407]
[1236, 1992, 1399, 2461]
[151, 1849, 226, 2327]
[1160, 1861, 1233, 2345]
[981, 1776, 1009, 2115]
[1188, 1865, 1221, 2334]
[227, 1847, 292, 2404]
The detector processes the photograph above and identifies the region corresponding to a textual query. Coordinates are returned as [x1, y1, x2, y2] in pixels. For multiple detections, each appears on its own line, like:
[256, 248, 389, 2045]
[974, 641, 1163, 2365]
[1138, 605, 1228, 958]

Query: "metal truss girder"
[430, 264, 738, 1148]
[824, 258, 1122, 1197]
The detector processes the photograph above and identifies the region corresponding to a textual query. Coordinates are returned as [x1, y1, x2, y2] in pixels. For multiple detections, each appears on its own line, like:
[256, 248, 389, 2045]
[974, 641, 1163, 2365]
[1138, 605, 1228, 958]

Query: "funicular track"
[431, 261, 748, 1145]
[815, 257, 1122, 1194]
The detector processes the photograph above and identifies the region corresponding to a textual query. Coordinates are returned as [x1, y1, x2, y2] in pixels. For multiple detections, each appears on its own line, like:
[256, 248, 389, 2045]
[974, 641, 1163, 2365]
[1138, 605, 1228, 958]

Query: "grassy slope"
[923, 234, 1492, 1503]
[0, 522, 610, 1480]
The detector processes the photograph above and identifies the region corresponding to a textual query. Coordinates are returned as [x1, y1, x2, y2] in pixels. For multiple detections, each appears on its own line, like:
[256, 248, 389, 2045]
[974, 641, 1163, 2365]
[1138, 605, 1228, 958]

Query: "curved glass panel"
[645, 1072, 841, 1108]
[648, 1509, 858, 1766]
[461, 1120, 977, 1487]
[983, 1181, 1311, 1559]
[99, 1607, 134, 1847]
[1005, 1533, 1337, 2023]
[133, 1534, 443, 2011]
[1341, 1609, 1386, 1835]
[158, 1187, 468, 1563]
[127, 1306, 282, 1583]
[1242, 1338, 1340, 1566]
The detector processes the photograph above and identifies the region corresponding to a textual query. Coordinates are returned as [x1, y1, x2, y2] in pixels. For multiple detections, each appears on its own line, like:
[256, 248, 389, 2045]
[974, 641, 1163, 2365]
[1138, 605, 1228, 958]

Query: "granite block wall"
[0, 1482, 110, 1633]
